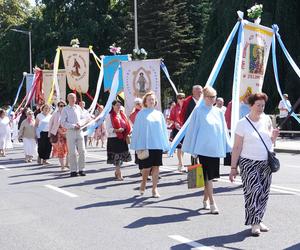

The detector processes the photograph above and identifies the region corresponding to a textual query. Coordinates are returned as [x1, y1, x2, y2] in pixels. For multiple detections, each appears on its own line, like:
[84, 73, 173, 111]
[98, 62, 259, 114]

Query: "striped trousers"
[239, 157, 272, 225]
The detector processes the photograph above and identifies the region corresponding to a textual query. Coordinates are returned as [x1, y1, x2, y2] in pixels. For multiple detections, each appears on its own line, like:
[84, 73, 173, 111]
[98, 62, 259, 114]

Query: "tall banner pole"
[134, 0, 139, 50]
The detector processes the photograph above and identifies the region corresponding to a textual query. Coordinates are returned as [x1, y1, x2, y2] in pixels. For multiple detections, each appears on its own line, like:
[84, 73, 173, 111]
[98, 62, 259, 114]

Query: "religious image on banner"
[239, 23, 273, 100]
[60, 47, 89, 93]
[103, 55, 129, 93]
[122, 59, 161, 116]
[42, 70, 67, 104]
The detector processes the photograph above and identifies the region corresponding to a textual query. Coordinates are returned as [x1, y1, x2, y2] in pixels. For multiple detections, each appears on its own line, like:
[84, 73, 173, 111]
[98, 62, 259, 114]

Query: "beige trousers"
[66, 129, 86, 172]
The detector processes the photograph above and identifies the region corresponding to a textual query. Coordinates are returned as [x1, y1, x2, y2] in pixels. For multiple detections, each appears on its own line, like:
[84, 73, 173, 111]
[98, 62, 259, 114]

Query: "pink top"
[48, 111, 62, 136]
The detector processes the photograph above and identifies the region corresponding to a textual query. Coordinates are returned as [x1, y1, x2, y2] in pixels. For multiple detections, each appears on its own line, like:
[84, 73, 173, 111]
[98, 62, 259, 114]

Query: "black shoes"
[70, 171, 86, 177]
[70, 172, 78, 177]
[79, 171, 86, 176]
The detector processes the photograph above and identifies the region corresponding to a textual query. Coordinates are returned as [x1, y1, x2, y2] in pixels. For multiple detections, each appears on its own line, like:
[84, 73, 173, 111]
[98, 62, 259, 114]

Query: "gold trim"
[244, 24, 273, 37]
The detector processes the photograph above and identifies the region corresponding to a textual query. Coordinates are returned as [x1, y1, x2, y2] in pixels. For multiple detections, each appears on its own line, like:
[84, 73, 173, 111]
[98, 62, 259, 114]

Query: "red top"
[180, 95, 193, 124]
[129, 108, 141, 124]
[224, 101, 232, 129]
[169, 103, 183, 129]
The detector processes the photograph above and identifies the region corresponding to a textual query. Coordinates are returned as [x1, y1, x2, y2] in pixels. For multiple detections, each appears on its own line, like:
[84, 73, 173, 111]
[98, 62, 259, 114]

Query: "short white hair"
[134, 97, 142, 104]
[217, 97, 224, 102]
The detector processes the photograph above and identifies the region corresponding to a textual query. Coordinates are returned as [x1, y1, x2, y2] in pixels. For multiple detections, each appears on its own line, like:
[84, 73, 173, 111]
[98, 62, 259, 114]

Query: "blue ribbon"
[84, 65, 121, 136]
[169, 21, 241, 156]
[8, 75, 26, 116]
[271, 27, 300, 124]
[160, 61, 178, 95]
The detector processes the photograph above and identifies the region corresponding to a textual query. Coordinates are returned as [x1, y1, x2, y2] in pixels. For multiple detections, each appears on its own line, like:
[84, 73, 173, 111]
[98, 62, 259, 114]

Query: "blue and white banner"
[26, 73, 35, 105]
[103, 55, 129, 93]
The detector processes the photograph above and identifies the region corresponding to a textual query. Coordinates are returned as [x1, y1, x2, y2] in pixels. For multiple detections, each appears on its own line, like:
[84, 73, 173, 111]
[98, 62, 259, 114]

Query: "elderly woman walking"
[19, 110, 37, 162]
[49, 101, 68, 171]
[131, 92, 170, 198]
[182, 86, 231, 214]
[35, 104, 52, 165]
[230, 93, 279, 236]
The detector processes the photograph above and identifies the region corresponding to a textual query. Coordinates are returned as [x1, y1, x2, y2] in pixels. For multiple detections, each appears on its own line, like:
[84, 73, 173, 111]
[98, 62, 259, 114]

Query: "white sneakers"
[210, 203, 219, 214]
[251, 223, 270, 236]
[203, 201, 219, 214]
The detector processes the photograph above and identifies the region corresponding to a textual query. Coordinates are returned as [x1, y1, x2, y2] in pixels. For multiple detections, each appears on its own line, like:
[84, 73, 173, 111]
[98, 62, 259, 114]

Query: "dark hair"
[248, 93, 268, 106]
[112, 100, 122, 106]
[0, 109, 5, 116]
[110, 100, 123, 113]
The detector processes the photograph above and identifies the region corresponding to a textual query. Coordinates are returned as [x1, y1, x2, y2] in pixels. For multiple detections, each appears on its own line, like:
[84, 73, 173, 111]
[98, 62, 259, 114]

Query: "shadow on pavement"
[285, 243, 300, 250]
[125, 206, 202, 228]
[170, 229, 250, 250]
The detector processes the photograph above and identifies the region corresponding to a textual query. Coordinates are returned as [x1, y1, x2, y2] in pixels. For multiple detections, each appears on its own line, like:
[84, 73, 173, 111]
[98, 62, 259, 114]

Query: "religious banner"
[231, 20, 273, 141]
[103, 55, 129, 93]
[42, 69, 67, 104]
[239, 22, 273, 100]
[60, 47, 89, 93]
[122, 59, 161, 116]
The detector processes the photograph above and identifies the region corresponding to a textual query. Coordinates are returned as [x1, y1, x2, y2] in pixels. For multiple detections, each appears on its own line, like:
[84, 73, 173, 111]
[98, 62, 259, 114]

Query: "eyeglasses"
[206, 96, 216, 99]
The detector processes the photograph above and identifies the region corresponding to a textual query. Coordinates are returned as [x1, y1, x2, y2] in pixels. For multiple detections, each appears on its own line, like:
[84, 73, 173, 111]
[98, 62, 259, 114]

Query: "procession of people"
[0, 85, 291, 237]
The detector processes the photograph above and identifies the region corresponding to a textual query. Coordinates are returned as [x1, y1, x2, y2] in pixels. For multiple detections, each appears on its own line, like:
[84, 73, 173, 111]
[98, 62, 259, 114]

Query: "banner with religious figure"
[239, 22, 273, 100]
[103, 55, 129, 93]
[60, 47, 89, 93]
[42, 69, 67, 104]
[122, 59, 161, 116]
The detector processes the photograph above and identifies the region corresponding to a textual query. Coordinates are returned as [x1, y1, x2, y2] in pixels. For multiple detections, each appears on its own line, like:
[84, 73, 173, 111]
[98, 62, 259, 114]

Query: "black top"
[184, 98, 196, 123]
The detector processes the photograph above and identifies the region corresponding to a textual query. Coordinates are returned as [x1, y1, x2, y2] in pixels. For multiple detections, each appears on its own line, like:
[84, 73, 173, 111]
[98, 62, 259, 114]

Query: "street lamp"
[11, 28, 32, 74]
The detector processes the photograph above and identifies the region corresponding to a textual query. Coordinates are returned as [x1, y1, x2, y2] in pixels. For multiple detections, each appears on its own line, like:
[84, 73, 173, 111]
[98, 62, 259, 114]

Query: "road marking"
[169, 235, 214, 250]
[44, 184, 78, 198]
[0, 165, 10, 171]
[219, 177, 300, 196]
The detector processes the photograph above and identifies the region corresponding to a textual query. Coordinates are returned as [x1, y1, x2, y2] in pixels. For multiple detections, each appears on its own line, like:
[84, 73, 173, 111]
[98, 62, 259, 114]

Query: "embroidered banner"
[121, 59, 161, 116]
[60, 47, 89, 93]
[42, 69, 67, 104]
[240, 22, 273, 98]
[103, 55, 129, 93]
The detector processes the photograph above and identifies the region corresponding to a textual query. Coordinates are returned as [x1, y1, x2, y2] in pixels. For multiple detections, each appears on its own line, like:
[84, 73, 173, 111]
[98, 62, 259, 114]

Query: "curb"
[274, 148, 300, 154]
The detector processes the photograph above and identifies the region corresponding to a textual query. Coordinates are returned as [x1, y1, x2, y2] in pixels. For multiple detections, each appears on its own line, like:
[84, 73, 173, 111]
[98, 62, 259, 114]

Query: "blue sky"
[29, 0, 36, 6]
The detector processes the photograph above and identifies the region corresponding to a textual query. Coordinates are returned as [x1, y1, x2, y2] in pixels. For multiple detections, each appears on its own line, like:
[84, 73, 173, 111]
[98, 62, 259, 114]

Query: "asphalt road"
[0, 143, 299, 250]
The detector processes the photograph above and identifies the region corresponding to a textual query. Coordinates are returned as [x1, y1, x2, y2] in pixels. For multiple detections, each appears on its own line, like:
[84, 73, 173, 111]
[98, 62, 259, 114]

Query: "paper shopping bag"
[187, 164, 204, 189]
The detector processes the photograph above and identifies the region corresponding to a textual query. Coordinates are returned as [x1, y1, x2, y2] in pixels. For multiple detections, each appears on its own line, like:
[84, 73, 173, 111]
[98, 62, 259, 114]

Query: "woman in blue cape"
[131, 92, 170, 198]
[182, 86, 231, 214]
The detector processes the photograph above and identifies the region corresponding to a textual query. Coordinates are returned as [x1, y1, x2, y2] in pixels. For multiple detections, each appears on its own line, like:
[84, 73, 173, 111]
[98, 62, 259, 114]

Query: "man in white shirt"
[278, 93, 292, 137]
[61, 93, 88, 177]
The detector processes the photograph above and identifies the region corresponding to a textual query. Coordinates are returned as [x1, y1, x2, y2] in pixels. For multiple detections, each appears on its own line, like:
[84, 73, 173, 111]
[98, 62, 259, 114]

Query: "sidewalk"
[274, 137, 300, 154]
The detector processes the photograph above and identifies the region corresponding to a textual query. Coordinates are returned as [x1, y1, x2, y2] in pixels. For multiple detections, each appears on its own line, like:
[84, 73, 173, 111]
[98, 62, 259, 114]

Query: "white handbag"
[136, 150, 149, 160]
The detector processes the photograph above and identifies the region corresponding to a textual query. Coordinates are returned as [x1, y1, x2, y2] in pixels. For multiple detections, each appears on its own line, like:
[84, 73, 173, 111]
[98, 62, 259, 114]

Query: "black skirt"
[138, 149, 163, 169]
[107, 137, 132, 166]
[38, 131, 52, 160]
[198, 155, 220, 181]
[170, 128, 183, 149]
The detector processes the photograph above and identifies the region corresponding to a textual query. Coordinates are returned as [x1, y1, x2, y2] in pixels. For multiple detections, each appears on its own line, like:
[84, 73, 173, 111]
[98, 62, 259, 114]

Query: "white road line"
[219, 177, 300, 196]
[169, 235, 214, 250]
[44, 184, 78, 198]
[0, 165, 10, 171]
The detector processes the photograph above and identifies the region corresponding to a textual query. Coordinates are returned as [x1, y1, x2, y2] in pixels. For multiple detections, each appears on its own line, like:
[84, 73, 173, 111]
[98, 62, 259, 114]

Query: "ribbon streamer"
[169, 20, 241, 156]
[48, 48, 61, 104]
[82, 65, 120, 135]
[271, 31, 300, 124]
[160, 61, 178, 95]
[8, 74, 26, 116]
